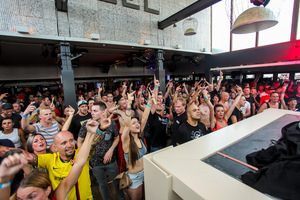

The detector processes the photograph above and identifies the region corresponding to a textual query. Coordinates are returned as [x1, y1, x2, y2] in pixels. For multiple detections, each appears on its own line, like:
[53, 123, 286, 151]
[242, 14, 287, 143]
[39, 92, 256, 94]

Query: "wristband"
[97, 128, 104, 135]
[199, 90, 202, 92]
[146, 104, 152, 107]
[21, 113, 29, 118]
[205, 99, 209, 102]
[154, 86, 159, 89]
[204, 96, 208, 99]
[126, 107, 131, 110]
[0, 180, 13, 189]
[176, 92, 179, 94]
[0, 101, 2, 103]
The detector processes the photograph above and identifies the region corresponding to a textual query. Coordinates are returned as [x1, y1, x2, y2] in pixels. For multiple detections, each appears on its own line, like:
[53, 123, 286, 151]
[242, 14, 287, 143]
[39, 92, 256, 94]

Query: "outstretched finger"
[108, 114, 114, 119]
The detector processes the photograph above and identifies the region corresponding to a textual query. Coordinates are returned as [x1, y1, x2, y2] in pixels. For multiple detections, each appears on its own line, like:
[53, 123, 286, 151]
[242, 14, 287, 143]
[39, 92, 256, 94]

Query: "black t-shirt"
[78, 120, 119, 166]
[245, 96, 255, 116]
[290, 95, 300, 109]
[148, 112, 167, 148]
[0, 113, 22, 130]
[68, 113, 91, 140]
[228, 107, 244, 125]
[176, 121, 207, 145]
[172, 111, 187, 146]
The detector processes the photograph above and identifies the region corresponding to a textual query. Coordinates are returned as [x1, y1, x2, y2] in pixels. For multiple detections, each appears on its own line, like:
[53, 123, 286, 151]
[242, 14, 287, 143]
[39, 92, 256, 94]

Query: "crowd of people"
[0, 71, 299, 200]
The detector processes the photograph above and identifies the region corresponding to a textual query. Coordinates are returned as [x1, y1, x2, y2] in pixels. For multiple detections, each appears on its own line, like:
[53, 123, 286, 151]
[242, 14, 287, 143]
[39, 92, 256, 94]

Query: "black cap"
[114, 95, 123, 103]
[2, 103, 13, 110]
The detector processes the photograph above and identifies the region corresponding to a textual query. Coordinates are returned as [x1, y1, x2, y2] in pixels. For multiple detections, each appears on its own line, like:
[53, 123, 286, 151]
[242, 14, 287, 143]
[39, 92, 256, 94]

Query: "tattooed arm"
[0, 145, 37, 167]
[89, 117, 111, 155]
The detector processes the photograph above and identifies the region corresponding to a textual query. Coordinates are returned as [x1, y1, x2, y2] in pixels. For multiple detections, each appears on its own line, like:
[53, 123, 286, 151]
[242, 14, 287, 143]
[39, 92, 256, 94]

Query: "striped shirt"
[33, 121, 60, 149]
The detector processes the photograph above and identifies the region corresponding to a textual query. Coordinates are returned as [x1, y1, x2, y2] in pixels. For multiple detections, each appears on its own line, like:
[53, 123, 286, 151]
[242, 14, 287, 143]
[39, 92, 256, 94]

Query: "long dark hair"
[128, 117, 143, 168]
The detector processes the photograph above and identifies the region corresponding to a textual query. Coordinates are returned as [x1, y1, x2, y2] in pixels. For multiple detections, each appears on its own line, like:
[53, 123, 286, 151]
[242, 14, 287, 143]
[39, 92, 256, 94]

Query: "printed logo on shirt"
[191, 130, 204, 140]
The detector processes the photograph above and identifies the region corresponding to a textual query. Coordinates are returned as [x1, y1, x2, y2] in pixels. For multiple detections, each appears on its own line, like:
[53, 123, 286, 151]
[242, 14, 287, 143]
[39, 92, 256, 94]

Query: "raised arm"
[188, 85, 203, 106]
[61, 106, 75, 131]
[203, 90, 216, 129]
[141, 94, 154, 134]
[0, 153, 29, 200]
[280, 87, 288, 110]
[121, 82, 127, 98]
[54, 119, 97, 200]
[121, 92, 135, 152]
[215, 70, 223, 92]
[21, 102, 36, 133]
[225, 86, 243, 121]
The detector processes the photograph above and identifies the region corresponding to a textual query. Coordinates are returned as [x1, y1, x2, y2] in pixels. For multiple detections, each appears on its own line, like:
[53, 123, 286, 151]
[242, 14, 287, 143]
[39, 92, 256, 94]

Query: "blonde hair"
[29, 106, 51, 122]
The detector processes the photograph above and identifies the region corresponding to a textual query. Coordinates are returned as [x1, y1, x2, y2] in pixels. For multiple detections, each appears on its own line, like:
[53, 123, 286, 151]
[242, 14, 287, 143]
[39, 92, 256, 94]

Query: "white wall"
[0, 0, 211, 52]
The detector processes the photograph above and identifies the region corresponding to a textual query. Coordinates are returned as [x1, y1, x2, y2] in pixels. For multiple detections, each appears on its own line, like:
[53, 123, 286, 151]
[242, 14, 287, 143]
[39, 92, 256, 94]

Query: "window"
[263, 74, 273, 78]
[246, 74, 255, 79]
[212, 0, 230, 53]
[258, 0, 294, 46]
[278, 73, 290, 80]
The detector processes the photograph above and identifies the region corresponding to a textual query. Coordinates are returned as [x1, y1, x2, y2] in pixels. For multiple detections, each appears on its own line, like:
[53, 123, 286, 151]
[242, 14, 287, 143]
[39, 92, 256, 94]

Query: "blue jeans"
[92, 161, 125, 200]
[151, 146, 163, 152]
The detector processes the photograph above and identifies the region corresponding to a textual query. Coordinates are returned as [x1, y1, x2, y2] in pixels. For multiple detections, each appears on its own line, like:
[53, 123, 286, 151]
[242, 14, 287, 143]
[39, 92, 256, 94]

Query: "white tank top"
[0, 128, 22, 148]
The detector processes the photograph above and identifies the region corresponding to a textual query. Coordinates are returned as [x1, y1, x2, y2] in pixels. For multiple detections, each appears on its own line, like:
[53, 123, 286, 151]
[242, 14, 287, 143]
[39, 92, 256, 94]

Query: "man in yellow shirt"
[0, 117, 111, 200]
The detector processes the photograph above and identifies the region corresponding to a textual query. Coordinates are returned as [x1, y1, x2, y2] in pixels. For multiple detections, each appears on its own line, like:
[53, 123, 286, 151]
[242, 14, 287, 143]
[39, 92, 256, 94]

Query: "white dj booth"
[144, 109, 300, 200]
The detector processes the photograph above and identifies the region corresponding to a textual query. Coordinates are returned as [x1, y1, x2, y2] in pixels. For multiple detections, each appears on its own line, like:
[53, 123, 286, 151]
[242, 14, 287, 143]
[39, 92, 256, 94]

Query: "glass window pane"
[212, 0, 230, 53]
[232, 32, 256, 51]
[259, 0, 294, 46]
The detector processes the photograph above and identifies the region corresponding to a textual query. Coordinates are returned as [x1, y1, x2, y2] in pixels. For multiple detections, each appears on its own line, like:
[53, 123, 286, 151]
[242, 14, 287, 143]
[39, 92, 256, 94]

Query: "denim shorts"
[127, 170, 144, 189]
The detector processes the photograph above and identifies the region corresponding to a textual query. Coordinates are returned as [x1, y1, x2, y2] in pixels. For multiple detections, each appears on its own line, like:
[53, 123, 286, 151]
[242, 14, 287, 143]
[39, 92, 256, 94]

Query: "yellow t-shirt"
[37, 149, 93, 200]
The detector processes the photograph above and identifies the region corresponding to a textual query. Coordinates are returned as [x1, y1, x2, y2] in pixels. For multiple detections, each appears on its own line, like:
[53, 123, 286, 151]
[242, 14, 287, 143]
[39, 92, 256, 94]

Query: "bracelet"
[126, 107, 131, 110]
[204, 96, 208, 99]
[205, 99, 209, 102]
[97, 128, 104, 135]
[199, 90, 202, 92]
[146, 104, 152, 107]
[98, 95, 101, 97]
[154, 86, 159, 89]
[176, 92, 179, 94]
[0, 180, 13, 189]
[0, 101, 2, 103]
[21, 113, 29, 118]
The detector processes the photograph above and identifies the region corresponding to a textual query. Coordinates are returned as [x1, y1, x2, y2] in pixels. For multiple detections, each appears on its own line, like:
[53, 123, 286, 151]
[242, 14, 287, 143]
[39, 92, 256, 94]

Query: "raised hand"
[0, 93, 8, 101]
[127, 91, 135, 103]
[236, 85, 243, 94]
[68, 105, 75, 115]
[176, 85, 181, 93]
[220, 70, 223, 77]
[99, 118, 111, 131]
[86, 119, 99, 134]
[154, 76, 160, 87]
[0, 153, 28, 184]
[24, 102, 36, 116]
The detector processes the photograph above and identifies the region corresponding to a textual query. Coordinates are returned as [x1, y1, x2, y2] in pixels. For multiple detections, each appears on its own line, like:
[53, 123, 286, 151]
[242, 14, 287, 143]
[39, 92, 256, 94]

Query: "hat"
[266, 86, 275, 90]
[287, 98, 297, 102]
[114, 95, 123, 103]
[2, 103, 13, 110]
[77, 100, 88, 107]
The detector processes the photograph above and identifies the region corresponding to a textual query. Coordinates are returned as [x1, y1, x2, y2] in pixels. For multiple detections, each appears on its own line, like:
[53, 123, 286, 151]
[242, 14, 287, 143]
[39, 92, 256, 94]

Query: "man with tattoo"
[78, 101, 125, 200]
[0, 119, 109, 200]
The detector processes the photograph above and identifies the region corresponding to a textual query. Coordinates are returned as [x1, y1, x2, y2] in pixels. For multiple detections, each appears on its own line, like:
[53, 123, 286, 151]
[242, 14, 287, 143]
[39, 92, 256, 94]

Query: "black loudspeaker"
[231, 71, 240, 79]
[101, 64, 110, 73]
[172, 54, 182, 62]
[55, 0, 68, 12]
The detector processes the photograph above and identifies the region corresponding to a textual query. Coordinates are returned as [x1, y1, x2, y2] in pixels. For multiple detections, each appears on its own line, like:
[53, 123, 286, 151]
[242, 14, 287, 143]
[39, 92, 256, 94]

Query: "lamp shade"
[183, 17, 198, 36]
[231, 7, 278, 34]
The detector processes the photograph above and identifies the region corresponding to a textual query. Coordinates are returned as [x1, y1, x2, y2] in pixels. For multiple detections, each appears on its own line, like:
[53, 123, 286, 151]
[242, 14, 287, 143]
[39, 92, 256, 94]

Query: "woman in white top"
[0, 118, 26, 150]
